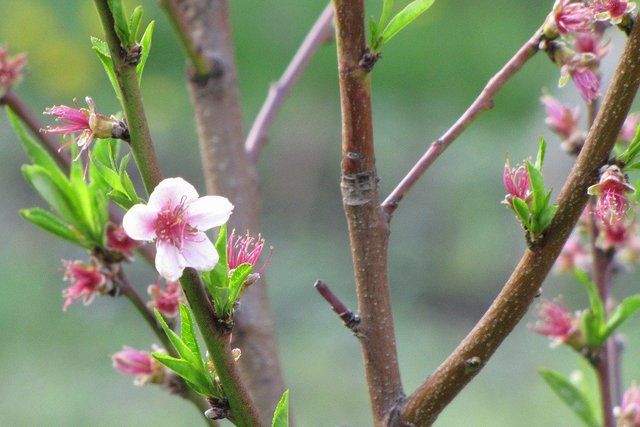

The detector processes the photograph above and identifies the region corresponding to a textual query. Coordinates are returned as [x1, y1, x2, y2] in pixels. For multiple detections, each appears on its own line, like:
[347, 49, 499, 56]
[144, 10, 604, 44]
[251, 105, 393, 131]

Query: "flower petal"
[156, 241, 186, 281]
[187, 196, 234, 230]
[148, 177, 199, 210]
[123, 204, 158, 241]
[182, 232, 218, 272]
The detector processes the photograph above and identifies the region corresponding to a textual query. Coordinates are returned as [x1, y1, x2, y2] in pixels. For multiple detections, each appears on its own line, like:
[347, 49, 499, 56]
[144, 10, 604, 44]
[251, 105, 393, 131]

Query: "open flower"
[123, 177, 234, 281]
[112, 346, 166, 386]
[529, 298, 583, 348]
[227, 230, 272, 273]
[62, 259, 110, 311]
[0, 46, 26, 95]
[547, 0, 595, 36]
[588, 165, 636, 226]
[147, 278, 183, 318]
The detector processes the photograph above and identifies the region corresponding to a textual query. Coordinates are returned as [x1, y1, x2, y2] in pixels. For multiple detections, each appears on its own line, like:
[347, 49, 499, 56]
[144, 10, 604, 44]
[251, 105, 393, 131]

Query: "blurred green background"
[2, 0, 640, 425]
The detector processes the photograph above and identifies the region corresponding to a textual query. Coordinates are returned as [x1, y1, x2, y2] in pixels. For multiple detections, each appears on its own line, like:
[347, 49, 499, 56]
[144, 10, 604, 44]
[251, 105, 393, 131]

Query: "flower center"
[155, 198, 196, 248]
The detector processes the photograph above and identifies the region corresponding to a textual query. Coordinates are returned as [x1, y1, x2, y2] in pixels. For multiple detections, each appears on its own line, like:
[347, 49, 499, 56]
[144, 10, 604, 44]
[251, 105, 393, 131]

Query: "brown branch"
[332, 0, 403, 425]
[245, 3, 335, 162]
[399, 18, 640, 426]
[314, 280, 360, 333]
[381, 29, 543, 217]
[167, 0, 286, 421]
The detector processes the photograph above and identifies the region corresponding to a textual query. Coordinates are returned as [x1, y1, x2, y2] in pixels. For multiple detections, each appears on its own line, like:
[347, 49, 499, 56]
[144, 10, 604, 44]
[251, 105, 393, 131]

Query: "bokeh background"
[2, 1, 640, 425]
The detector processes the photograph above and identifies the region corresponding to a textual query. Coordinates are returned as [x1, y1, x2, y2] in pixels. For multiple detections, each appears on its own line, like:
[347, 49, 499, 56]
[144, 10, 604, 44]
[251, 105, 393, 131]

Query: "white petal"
[148, 177, 199, 210]
[122, 204, 158, 241]
[181, 233, 218, 272]
[156, 241, 186, 281]
[187, 196, 234, 231]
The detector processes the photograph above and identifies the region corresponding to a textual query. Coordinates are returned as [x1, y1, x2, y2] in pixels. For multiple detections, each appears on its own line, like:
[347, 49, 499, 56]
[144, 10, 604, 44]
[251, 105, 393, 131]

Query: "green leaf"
[20, 208, 88, 247]
[380, 0, 435, 46]
[154, 309, 200, 367]
[107, 0, 131, 48]
[538, 368, 598, 427]
[152, 352, 213, 397]
[526, 161, 545, 215]
[271, 390, 290, 427]
[107, 190, 135, 210]
[537, 204, 558, 232]
[574, 270, 606, 346]
[215, 224, 228, 272]
[179, 304, 204, 372]
[535, 137, 546, 170]
[91, 37, 122, 103]
[7, 108, 69, 192]
[603, 294, 640, 339]
[118, 154, 139, 201]
[228, 264, 253, 308]
[21, 165, 80, 229]
[128, 6, 143, 45]
[369, 19, 379, 48]
[511, 197, 530, 227]
[136, 21, 154, 85]
[378, 0, 395, 31]
[91, 154, 126, 194]
[619, 122, 640, 165]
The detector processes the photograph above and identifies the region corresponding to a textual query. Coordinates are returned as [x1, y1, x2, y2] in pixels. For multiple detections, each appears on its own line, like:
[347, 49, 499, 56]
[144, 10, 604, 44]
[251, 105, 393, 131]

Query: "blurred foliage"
[2, 0, 639, 426]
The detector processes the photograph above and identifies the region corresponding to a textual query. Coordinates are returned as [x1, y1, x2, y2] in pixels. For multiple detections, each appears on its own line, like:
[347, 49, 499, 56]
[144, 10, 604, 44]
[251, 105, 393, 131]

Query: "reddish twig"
[398, 19, 640, 426]
[245, 3, 335, 162]
[382, 29, 543, 217]
[314, 280, 360, 333]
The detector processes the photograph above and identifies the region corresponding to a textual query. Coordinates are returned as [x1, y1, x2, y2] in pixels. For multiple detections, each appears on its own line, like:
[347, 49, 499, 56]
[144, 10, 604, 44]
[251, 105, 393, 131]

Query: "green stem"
[179, 269, 263, 427]
[93, 0, 163, 194]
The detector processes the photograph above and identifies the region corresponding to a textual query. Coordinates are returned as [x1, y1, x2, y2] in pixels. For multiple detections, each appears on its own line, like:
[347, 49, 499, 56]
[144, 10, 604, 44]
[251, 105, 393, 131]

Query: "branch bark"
[162, 0, 286, 421]
[332, 0, 403, 424]
[399, 19, 640, 426]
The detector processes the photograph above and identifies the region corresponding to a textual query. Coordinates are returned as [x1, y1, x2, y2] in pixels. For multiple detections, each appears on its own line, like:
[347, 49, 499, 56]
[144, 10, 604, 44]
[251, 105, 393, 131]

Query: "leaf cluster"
[369, 0, 435, 53]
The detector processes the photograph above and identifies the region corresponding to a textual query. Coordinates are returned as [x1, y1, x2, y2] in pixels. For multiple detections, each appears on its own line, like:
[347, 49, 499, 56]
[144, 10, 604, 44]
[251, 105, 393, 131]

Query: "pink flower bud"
[112, 346, 166, 386]
[62, 259, 110, 311]
[0, 46, 26, 95]
[540, 95, 582, 148]
[545, 0, 595, 38]
[147, 278, 183, 319]
[502, 157, 530, 204]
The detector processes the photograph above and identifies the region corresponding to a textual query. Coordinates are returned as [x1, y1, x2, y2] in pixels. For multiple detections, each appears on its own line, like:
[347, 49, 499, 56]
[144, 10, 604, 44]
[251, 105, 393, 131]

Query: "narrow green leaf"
[128, 6, 143, 45]
[603, 294, 640, 339]
[228, 264, 253, 307]
[537, 204, 558, 232]
[369, 19, 379, 48]
[152, 353, 213, 396]
[137, 21, 155, 86]
[538, 368, 598, 427]
[215, 224, 228, 271]
[619, 122, 640, 165]
[511, 197, 530, 227]
[107, 190, 135, 210]
[526, 161, 545, 215]
[22, 165, 80, 229]
[380, 0, 435, 45]
[118, 154, 139, 201]
[271, 389, 290, 427]
[91, 154, 126, 194]
[7, 108, 69, 191]
[574, 270, 606, 345]
[91, 37, 122, 103]
[179, 304, 204, 372]
[154, 309, 199, 367]
[535, 137, 547, 170]
[20, 208, 87, 247]
[107, 0, 130, 47]
[378, 0, 395, 31]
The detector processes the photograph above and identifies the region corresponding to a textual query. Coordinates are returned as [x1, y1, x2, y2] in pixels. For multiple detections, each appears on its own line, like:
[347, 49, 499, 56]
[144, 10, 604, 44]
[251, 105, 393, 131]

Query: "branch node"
[188, 53, 225, 84]
[341, 169, 378, 206]
[463, 356, 483, 374]
[359, 47, 381, 72]
[314, 280, 361, 335]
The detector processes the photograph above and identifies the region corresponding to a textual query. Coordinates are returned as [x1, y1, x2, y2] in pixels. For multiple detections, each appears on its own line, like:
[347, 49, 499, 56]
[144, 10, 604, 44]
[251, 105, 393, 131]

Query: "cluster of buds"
[541, 1, 637, 103]
[0, 46, 26, 95]
[61, 258, 115, 311]
[112, 346, 168, 386]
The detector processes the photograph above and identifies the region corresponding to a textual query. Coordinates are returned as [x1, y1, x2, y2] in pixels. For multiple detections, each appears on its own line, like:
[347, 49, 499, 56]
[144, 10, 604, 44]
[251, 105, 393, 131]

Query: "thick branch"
[399, 19, 640, 426]
[167, 0, 286, 421]
[382, 29, 542, 216]
[245, 3, 335, 162]
[332, 0, 403, 424]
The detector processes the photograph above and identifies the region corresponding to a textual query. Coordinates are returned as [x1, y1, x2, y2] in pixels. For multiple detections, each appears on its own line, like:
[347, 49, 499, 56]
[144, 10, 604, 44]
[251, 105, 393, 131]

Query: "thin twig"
[245, 3, 335, 162]
[314, 280, 360, 333]
[399, 18, 640, 426]
[382, 29, 543, 217]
